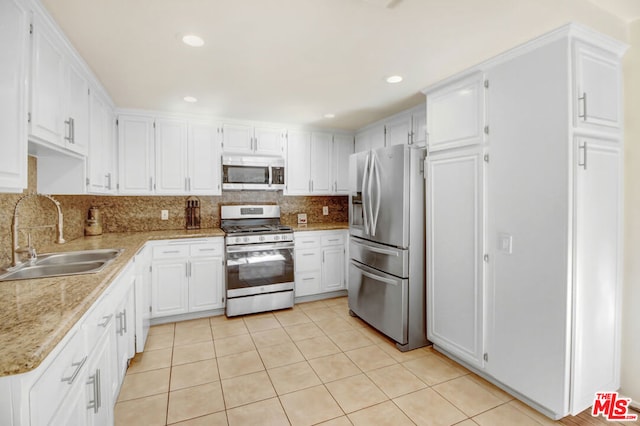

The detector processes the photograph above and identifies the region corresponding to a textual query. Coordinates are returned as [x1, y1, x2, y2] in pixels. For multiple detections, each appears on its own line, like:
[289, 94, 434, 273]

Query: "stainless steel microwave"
[222, 156, 285, 190]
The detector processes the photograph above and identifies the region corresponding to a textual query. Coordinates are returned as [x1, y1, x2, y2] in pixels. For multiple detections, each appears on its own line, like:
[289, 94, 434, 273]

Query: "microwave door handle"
[361, 153, 370, 234]
[268, 165, 272, 187]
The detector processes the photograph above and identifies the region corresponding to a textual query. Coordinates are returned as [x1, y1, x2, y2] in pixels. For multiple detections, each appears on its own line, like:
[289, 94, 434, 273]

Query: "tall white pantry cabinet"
[424, 23, 626, 419]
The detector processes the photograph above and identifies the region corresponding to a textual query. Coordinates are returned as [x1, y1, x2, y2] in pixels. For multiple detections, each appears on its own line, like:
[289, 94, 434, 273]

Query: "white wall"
[621, 17, 640, 407]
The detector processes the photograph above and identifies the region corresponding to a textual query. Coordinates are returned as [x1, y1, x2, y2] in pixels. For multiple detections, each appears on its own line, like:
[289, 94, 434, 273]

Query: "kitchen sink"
[0, 249, 123, 282]
[35, 249, 123, 266]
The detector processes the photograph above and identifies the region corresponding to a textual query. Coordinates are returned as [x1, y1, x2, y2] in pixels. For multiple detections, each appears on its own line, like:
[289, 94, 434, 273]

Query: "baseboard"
[150, 308, 225, 325]
[295, 290, 347, 304]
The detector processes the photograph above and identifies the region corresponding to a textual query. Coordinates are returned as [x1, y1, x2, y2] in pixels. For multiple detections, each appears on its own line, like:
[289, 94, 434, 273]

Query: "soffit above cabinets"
[40, 0, 630, 131]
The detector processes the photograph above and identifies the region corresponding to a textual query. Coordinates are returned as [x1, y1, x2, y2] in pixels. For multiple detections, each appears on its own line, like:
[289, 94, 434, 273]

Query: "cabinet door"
[286, 130, 311, 195]
[426, 148, 484, 368]
[370, 125, 385, 150]
[189, 257, 224, 312]
[151, 260, 188, 317]
[411, 109, 427, 146]
[49, 382, 87, 426]
[322, 246, 345, 292]
[222, 123, 252, 153]
[0, 0, 29, 192]
[30, 14, 65, 147]
[310, 132, 332, 194]
[85, 331, 114, 426]
[354, 130, 370, 153]
[333, 134, 353, 194]
[118, 115, 154, 194]
[66, 63, 90, 155]
[255, 126, 284, 155]
[155, 119, 188, 194]
[570, 138, 621, 414]
[426, 72, 485, 152]
[189, 123, 221, 195]
[385, 114, 412, 147]
[134, 247, 152, 353]
[115, 284, 135, 386]
[295, 271, 321, 297]
[87, 92, 112, 193]
[574, 42, 622, 131]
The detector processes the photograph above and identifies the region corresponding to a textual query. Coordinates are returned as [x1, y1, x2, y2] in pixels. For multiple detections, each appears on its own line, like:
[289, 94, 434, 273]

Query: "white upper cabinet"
[118, 114, 155, 194]
[155, 119, 189, 194]
[286, 130, 353, 195]
[65, 63, 89, 155]
[385, 114, 412, 147]
[189, 123, 221, 195]
[355, 125, 384, 153]
[332, 134, 353, 194]
[87, 90, 116, 193]
[426, 72, 485, 152]
[286, 130, 312, 194]
[310, 132, 332, 193]
[30, 12, 91, 156]
[411, 107, 427, 146]
[221, 123, 284, 156]
[30, 13, 65, 147]
[0, 0, 29, 193]
[573, 41, 622, 132]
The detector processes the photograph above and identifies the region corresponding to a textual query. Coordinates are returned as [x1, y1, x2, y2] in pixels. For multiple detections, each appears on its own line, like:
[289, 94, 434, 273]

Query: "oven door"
[226, 242, 294, 297]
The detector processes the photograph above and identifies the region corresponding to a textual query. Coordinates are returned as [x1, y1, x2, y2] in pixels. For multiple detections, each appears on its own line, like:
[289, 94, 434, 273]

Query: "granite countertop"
[289, 222, 349, 231]
[0, 228, 224, 378]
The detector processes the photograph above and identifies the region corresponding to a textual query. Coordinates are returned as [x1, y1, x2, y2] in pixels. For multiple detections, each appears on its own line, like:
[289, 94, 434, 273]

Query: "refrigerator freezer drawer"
[350, 237, 409, 278]
[348, 260, 408, 345]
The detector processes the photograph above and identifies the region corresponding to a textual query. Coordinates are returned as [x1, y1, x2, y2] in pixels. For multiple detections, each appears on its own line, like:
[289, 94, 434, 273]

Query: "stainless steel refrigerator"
[348, 144, 428, 351]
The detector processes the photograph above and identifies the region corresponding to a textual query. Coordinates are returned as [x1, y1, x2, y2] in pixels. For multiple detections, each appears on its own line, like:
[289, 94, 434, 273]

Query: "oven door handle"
[226, 242, 294, 253]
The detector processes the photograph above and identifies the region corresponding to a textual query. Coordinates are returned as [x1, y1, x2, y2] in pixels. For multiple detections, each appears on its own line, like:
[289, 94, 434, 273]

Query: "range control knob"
[274, 235, 280, 241]
[235, 237, 242, 244]
[243, 237, 250, 243]
[259, 236, 265, 242]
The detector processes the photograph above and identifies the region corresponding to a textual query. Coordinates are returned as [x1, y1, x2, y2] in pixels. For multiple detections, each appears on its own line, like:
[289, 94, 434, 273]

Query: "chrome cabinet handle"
[87, 369, 100, 413]
[149, 177, 153, 191]
[161, 250, 181, 254]
[302, 277, 315, 281]
[185, 178, 188, 191]
[122, 309, 127, 334]
[578, 141, 588, 170]
[302, 253, 315, 257]
[579, 92, 588, 121]
[60, 356, 87, 384]
[65, 117, 72, 142]
[98, 314, 113, 328]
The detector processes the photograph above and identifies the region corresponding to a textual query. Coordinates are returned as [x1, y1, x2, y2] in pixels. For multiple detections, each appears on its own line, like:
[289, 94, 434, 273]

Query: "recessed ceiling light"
[386, 75, 403, 83]
[183, 96, 198, 103]
[181, 34, 204, 47]
[324, 113, 335, 119]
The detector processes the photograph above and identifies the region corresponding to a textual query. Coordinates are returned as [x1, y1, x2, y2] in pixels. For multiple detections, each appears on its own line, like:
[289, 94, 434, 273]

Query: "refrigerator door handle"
[362, 152, 371, 234]
[370, 151, 381, 236]
[351, 239, 399, 257]
[351, 261, 398, 286]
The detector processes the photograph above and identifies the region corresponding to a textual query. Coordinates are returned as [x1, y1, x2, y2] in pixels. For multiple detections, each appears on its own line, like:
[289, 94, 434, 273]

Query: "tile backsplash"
[0, 157, 348, 267]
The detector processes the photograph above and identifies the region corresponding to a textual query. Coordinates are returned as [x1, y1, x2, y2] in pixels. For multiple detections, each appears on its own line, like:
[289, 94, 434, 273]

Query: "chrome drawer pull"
[301, 253, 315, 257]
[60, 356, 87, 384]
[98, 314, 113, 328]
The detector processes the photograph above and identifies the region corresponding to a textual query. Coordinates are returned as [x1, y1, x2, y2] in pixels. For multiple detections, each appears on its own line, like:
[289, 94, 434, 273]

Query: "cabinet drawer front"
[295, 248, 322, 271]
[84, 299, 115, 352]
[295, 271, 321, 297]
[152, 244, 189, 259]
[30, 329, 86, 426]
[321, 234, 345, 246]
[190, 242, 224, 257]
[295, 235, 320, 248]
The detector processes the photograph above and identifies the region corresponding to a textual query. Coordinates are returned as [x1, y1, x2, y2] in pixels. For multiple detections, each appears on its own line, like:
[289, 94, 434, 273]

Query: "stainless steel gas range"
[221, 205, 295, 317]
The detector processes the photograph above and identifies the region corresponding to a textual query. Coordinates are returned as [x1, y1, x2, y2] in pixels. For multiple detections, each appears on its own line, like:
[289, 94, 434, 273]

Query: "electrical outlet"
[161, 210, 169, 220]
[297, 213, 307, 224]
[322, 206, 329, 215]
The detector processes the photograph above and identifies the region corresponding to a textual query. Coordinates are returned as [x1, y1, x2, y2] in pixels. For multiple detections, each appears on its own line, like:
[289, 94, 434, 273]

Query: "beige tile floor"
[115, 297, 633, 426]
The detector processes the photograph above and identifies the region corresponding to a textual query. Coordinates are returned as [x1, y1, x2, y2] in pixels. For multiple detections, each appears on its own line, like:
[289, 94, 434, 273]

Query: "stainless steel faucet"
[11, 193, 66, 268]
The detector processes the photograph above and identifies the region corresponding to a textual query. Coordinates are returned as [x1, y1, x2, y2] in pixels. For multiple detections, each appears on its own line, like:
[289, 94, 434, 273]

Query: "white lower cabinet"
[294, 230, 347, 298]
[1, 256, 137, 426]
[151, 238, 225, 319]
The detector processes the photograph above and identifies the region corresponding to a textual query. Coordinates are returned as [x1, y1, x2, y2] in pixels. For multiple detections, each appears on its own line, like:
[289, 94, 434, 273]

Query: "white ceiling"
[41, 0, 635, 130]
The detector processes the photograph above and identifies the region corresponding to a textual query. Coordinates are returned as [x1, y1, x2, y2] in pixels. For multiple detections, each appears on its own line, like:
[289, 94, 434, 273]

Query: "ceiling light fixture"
[181, 34, 204, 47]
[386, 75, 403, 84]
[183, 96, 198, 103]
[324, 113, 335, 119]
